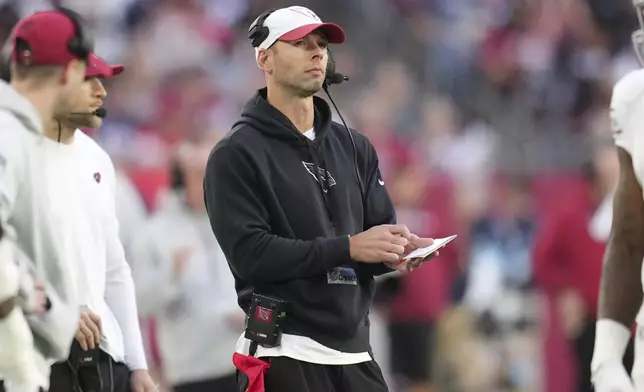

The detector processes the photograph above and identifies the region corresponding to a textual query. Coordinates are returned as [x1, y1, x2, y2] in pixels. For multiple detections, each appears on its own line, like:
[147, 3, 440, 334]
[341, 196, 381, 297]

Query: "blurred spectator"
[0, 2, 18, 44]
[461, 175, 540, 391]
[130, 139, 243, 392]
[115, 66, 218, 211]
[113, 168, 147, 260]
[352, 93, 413, 181]
[369, 60, 416, 132]
[383, 163, 459, 392]
[420, 96, 495, 182]
[128, 0, 235, 77]
[418, 96, 497, 225]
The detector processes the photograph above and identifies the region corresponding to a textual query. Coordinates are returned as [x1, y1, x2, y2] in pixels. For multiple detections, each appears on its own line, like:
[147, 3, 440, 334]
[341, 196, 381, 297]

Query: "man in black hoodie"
[203, 6, 436, 392]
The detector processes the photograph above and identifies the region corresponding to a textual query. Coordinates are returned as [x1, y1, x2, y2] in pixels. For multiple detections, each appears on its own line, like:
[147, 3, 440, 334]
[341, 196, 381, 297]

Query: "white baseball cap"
[250, 6, 345, 50]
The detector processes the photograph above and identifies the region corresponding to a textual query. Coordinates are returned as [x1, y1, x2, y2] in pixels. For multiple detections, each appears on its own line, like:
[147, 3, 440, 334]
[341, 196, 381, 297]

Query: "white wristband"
[591, 318, 631, 374]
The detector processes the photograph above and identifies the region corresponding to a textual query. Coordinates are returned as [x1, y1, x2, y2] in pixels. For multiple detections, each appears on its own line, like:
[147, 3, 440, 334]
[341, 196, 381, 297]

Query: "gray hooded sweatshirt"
[0, 81, 78, 385]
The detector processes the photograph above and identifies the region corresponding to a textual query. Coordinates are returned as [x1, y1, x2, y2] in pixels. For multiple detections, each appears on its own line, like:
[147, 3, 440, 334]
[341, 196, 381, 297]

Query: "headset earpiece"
[68, 35, 80, 55]
[324, 48, 348, 87]
[248, 10, 275, 48]
[54, 6, 93, 62]
[325, 48, 336, 85]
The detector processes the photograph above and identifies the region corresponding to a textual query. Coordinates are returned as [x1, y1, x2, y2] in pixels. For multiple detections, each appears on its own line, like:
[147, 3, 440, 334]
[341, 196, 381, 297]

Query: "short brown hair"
[11, 63, 61, 84]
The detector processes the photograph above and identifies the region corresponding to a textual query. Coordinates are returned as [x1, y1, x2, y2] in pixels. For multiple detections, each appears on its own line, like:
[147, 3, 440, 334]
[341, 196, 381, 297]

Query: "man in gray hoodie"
[0, 7, 93, 392]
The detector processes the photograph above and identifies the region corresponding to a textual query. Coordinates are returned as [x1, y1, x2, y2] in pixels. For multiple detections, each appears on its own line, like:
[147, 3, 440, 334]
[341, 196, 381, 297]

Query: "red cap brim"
[86, 54, 125, 78]
[278, 23, 345, 44]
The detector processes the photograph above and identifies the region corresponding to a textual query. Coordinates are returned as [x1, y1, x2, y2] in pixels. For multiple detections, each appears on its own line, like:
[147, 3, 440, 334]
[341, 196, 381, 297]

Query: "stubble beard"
[55, 109, 100, 130]
[62, 115, 100, 130]
[281, 74, 324, 98]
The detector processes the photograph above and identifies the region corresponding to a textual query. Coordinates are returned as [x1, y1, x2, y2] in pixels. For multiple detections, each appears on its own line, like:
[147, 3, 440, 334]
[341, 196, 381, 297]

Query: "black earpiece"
[248, 10, 275, 48]
[324, 48, 348, 87]
[54, 6, 93, 62]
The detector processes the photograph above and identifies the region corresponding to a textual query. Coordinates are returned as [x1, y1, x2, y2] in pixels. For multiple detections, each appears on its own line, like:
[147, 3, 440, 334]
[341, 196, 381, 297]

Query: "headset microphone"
[68, 108, 107, 118]
[327, 72, 348, 85]
[92, 107, 107, 118]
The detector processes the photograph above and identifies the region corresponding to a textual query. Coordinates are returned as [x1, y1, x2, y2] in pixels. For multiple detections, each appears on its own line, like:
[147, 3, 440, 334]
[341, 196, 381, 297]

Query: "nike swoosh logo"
[378, 179, 384, 186]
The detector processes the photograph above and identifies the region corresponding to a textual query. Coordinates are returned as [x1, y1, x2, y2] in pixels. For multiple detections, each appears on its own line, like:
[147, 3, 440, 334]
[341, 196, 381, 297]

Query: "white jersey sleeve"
[611, 69, 644, 155]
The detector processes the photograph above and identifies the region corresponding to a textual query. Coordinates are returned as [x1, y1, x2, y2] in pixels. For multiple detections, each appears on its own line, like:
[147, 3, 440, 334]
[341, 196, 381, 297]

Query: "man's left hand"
[385, 234, 438, 272]
[130, 369, 157, 392]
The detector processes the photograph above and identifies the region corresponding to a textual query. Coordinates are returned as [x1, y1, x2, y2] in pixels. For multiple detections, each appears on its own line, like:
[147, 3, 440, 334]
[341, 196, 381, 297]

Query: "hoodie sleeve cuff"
[323, 235, 351, 269]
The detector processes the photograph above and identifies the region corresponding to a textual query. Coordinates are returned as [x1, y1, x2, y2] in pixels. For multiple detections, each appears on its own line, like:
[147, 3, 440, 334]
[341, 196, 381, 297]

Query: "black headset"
[247, 10, 273, 48]
[0, 6, 93, 83]
[248, 9, 365, 202]
[55, 6, 94, 62]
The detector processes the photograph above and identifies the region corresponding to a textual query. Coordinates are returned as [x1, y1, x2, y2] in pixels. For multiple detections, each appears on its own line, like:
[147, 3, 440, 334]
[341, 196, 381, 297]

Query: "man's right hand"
[349, 224, 410, 263]
[76, 309, 101, 351]
[592, 360, 635, 392]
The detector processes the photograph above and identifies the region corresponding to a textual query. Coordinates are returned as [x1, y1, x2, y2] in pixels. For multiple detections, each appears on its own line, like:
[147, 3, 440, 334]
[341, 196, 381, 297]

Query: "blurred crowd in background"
[0, 0, 638, 391]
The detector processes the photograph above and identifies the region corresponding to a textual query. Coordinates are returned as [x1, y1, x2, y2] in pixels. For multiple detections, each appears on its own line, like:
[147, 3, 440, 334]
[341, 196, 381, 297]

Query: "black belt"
[249, 341, 258, 357]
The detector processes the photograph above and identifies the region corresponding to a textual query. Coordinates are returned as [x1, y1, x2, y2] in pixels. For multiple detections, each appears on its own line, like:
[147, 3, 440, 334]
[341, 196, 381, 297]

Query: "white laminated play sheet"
[403, 235, 457, 260]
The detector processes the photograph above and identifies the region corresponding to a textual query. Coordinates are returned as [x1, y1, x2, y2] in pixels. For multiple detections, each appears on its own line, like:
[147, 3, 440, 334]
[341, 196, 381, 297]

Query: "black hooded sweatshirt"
[204, 88, 396, 353]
